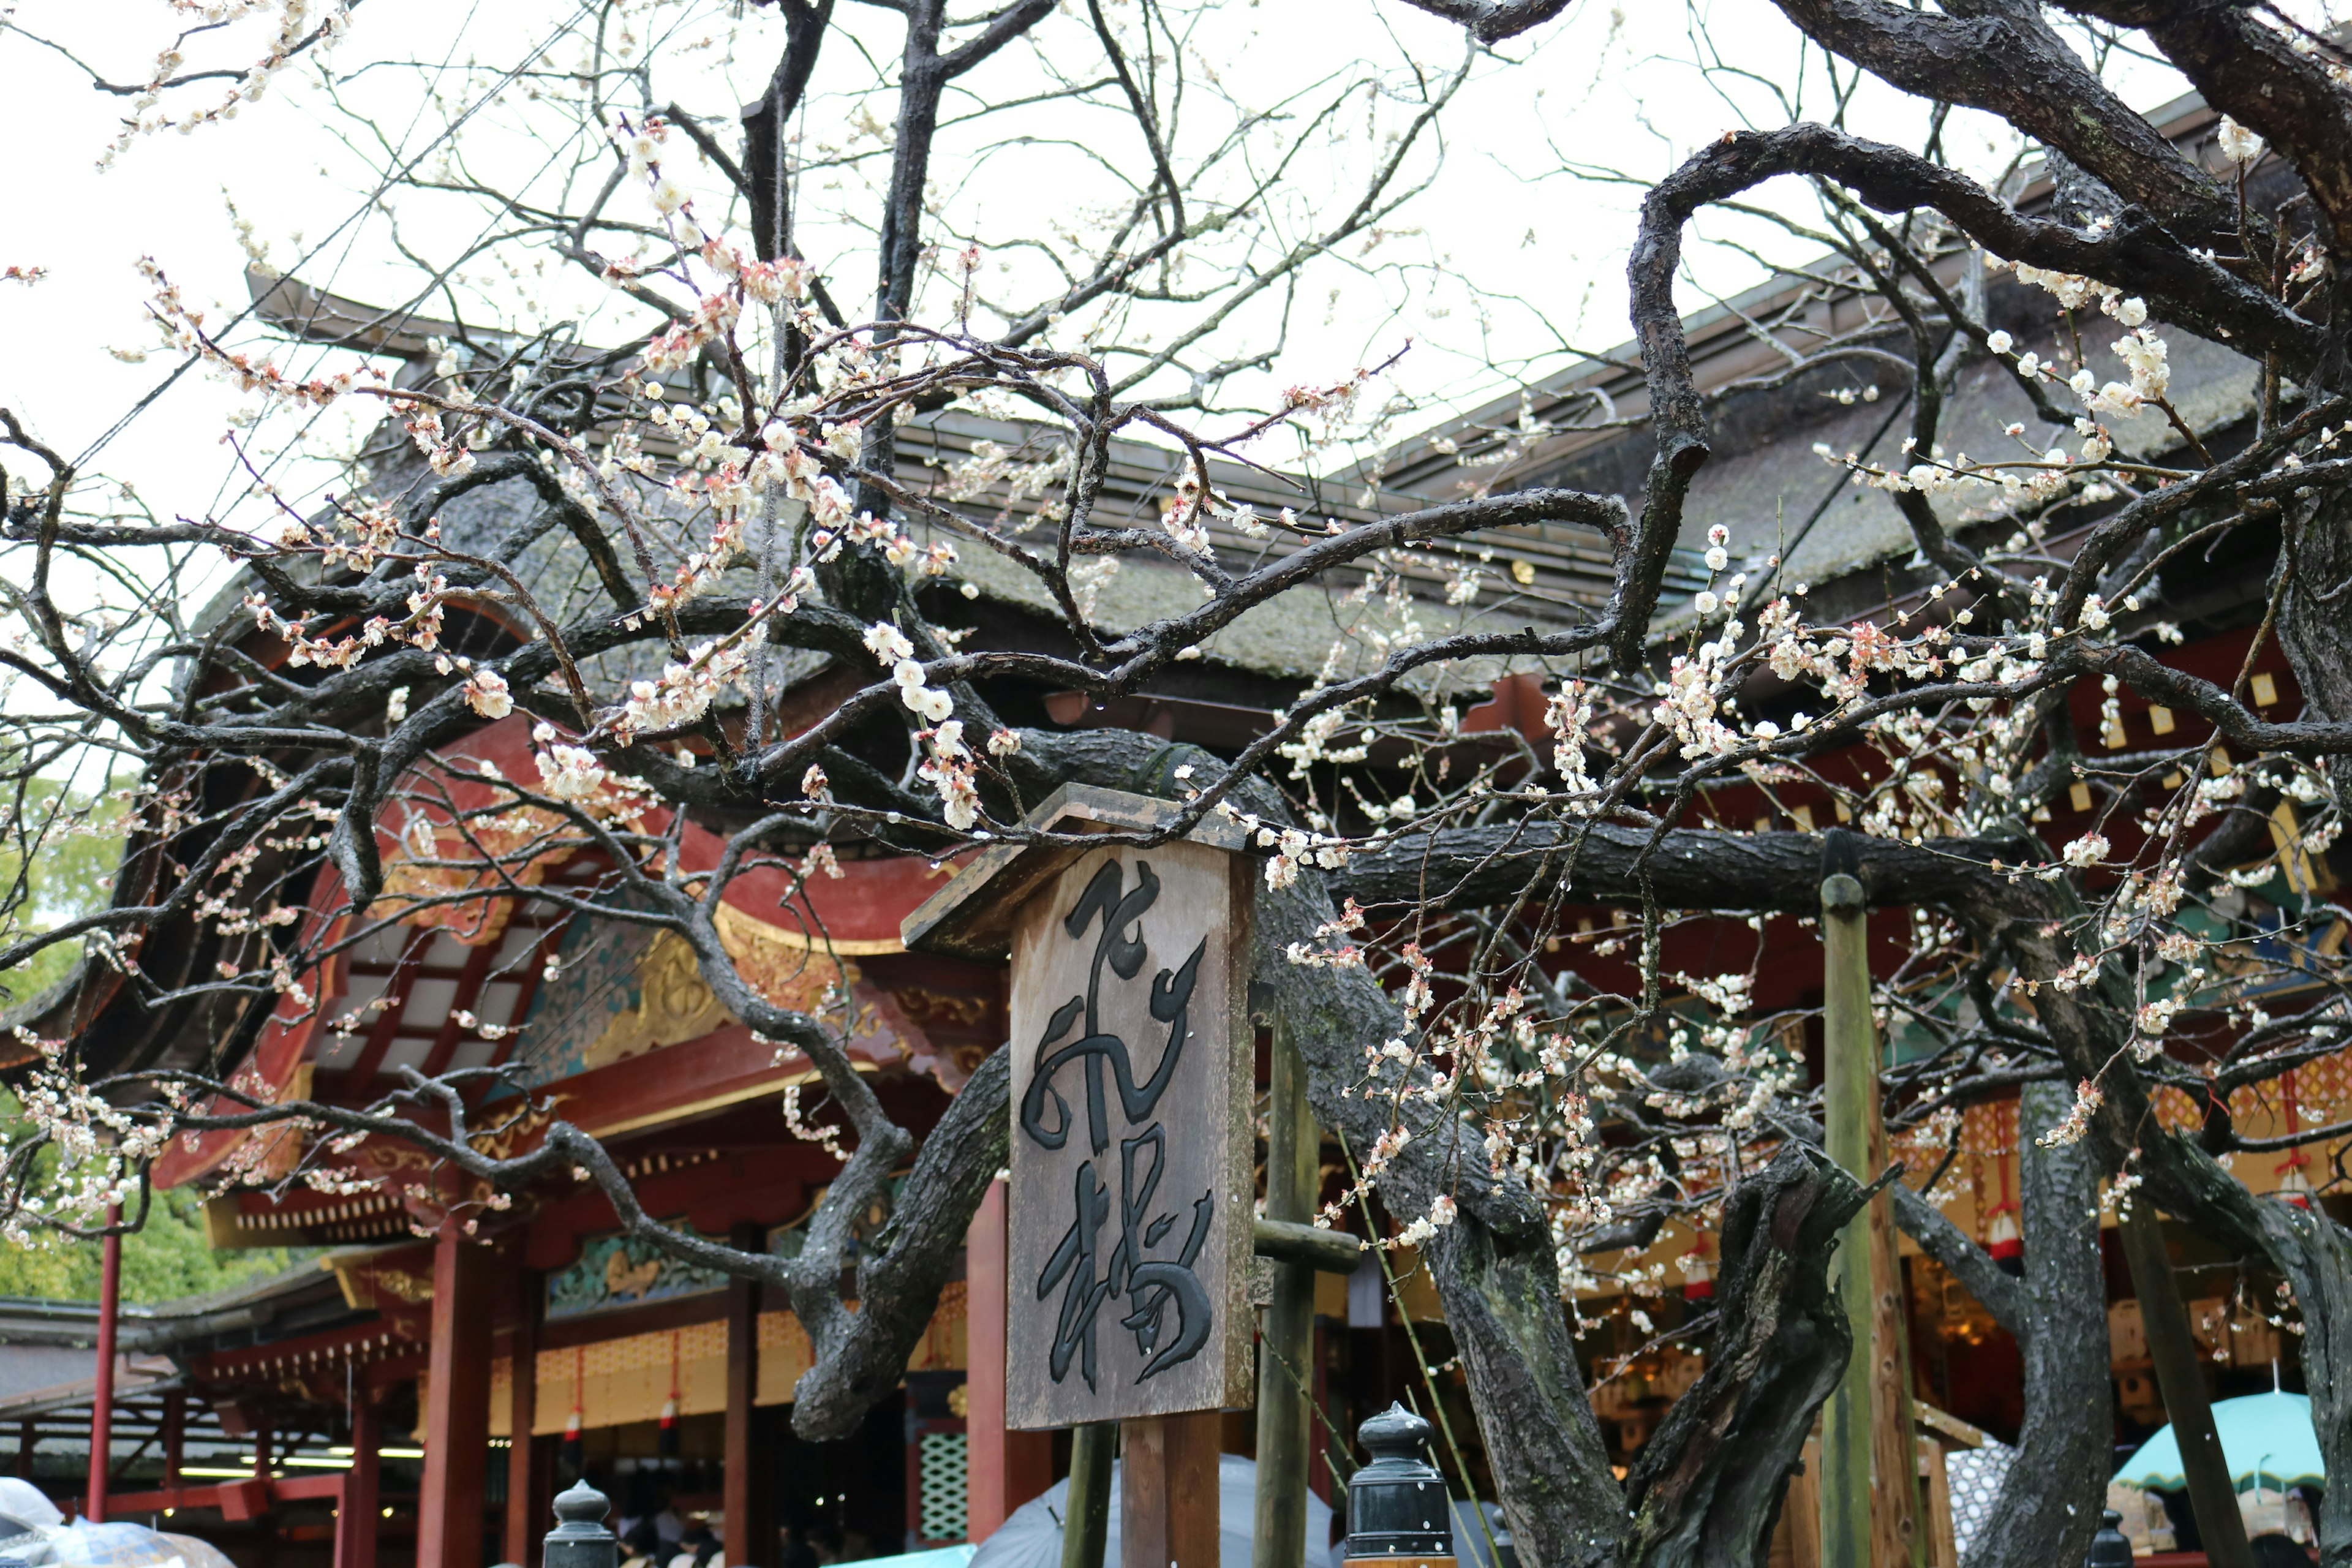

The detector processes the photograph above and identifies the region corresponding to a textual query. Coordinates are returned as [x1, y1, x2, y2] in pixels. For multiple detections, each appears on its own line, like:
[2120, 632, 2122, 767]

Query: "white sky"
[0, 1, 2204, 538]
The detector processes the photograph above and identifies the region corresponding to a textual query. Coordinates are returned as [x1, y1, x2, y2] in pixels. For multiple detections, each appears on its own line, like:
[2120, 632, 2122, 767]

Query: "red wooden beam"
[85, 1206, 120, 1523]
[92, 1481, 269, 1519]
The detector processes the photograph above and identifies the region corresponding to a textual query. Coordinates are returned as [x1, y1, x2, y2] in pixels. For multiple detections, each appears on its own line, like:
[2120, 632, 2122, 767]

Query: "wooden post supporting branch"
[1121, 1412, 1221, 1568]
[1253, 1016, 1316, 1568]
[1819, 859, 1920, 1568]
[1061, 1424, 1114, 1568]
[2118, 1205, 2253, 1568]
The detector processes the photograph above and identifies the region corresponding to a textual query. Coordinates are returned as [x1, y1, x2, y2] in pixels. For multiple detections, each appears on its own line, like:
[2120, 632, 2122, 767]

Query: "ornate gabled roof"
[246, 268, 1709, 699]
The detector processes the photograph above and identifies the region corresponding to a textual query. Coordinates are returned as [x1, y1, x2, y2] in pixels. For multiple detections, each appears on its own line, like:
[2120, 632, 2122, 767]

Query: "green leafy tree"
[0, 1090, 301, 1304]
[0, 781, 126, 1006]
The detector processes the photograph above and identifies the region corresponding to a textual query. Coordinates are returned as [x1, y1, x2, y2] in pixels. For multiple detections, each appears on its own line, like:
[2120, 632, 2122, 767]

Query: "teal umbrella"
[2113, 1390, 2324, 1493]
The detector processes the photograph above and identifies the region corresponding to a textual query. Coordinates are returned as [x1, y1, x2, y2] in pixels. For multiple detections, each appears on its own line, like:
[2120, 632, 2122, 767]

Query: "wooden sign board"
[1003, 839, 1255, 1430]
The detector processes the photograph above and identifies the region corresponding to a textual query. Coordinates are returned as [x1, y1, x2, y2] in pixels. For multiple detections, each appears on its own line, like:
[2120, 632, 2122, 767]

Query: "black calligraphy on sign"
[1020, 858, 1215, 1392]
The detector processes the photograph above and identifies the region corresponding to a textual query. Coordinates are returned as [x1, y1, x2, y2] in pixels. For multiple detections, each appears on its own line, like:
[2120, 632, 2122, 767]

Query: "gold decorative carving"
[372, 814, 561, 947]
[371, 1266, 434, 1303]
[715, 902, 860, 1010]
[572, 905, 865, 1071]
[603, 1246, 665, 1299]
[581, 931, 736, 1069]
[469, 1093, 568, 1161]
[891, 986, 990, 1029]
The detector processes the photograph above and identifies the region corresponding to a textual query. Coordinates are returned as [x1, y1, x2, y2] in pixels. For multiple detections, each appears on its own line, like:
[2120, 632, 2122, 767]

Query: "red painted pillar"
[503, 1266, 541, 1568]
[723, 1221, 766, 1568]
[339, 1394, 380, 1568]
[162, 1392, 186, 1490]
[85, 1205, 121, 1523]
[963, 1179, 1051, 1539]
[419, 1223, 495, 1568]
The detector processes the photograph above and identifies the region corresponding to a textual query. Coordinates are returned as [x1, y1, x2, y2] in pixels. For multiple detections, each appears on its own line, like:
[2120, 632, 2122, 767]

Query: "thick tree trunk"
[1623, 1145, 1873, 1568]
[1979, 884, 2352, 1564]
[2277, 496, 2352, 793]
[1958, 1080, 2112, 1568]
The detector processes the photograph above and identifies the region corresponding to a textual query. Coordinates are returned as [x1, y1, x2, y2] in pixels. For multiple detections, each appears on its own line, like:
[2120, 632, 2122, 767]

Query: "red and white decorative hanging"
[2278, 1071, 2315, 1208]
[1986, 1098, 2022, 1275]
[1681, 1237, 1714, 1303]
[1985, 1205, 2023, 1273]
[658, 1331, 682, 1455]
[563, 1345, 585, 1453]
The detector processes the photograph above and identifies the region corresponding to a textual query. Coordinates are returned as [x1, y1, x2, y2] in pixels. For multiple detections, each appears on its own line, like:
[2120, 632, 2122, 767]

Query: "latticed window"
[916, 1430, 969, 1544]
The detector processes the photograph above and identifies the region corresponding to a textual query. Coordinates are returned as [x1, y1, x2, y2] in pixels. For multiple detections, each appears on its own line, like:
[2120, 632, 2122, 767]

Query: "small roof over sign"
[899, 785, 1250, 963]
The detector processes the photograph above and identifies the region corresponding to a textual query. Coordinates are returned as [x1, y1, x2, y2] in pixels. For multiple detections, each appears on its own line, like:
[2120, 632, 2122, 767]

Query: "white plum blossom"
[1545, 682, 1597, 798]
[532, 732, 609, 801]
[464, 668, 513, 719]
[2062, 831, 2110, 867]
[614, 641, 751, 742]
[2037, 1079, 2105, 1148]
[863, 622, 915, 664]
[2218, 116, 2264, 165]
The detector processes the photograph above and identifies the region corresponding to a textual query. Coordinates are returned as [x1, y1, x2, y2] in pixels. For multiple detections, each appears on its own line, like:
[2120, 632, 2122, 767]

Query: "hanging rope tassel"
[1987, 1096, 2023, 1275]
[563, 1344, 585, 1460]
[2278, 1069, 2315, 1208]
[658, 1330, 682, 1456]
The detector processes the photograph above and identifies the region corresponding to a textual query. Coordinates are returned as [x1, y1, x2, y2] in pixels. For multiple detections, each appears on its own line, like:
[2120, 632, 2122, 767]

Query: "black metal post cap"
[546, 1479, 618, 1568]
[552, 1480, 611, 1528]
[2084, 1508, 2133, 1568]
[1345, 1403, 1452, 1561]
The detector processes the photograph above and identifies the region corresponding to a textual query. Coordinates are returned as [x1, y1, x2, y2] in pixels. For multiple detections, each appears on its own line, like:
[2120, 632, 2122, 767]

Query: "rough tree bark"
[1623, 1145, 1875, 1568]
[1895, 1082, 2110, 1568]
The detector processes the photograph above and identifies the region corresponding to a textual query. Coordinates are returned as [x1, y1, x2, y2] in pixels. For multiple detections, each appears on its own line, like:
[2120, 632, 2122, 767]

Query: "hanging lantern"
[1681, 1240, 1714, 1303]
[1986, 1206, 2022, 1276]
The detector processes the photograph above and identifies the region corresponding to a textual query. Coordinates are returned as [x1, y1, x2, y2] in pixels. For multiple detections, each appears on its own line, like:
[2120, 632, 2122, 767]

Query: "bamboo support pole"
[1819, 863, 1921, 1568]
[1061, 1423, 1115, 1568]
